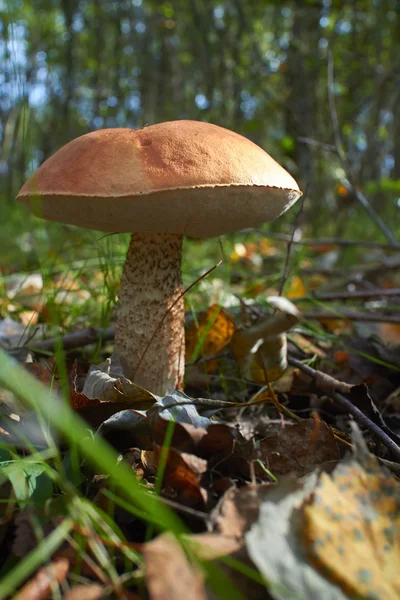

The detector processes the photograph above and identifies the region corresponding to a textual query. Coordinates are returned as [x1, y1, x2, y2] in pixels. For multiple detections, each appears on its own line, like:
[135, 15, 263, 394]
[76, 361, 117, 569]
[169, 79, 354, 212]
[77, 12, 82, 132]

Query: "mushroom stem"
[115, 232, 185, 396]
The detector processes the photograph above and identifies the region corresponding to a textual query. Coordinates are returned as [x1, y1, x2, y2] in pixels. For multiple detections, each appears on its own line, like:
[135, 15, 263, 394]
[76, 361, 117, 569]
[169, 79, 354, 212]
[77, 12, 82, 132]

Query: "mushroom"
[17, 120, 302, 396]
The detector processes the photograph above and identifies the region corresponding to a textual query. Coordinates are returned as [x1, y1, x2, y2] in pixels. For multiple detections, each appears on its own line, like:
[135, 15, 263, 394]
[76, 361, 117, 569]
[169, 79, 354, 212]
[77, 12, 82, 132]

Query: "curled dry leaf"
[154, 444, 208, 509]
[82, 364, 157, 408]
[144, 533, 206, 600]
[12, 558, 69, 600]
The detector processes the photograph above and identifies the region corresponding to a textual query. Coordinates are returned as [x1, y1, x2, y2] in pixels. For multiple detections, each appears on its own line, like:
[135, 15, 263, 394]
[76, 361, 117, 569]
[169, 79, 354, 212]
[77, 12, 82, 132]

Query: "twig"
[293, 288, 400, 302]
[14, 295, 400, 356]
[301, 310, 400, 324]
[242, 230, 400, 251]
[288, 356, 400, 461]
[25, 327, 114, 353]
[339, 178, 400, 248]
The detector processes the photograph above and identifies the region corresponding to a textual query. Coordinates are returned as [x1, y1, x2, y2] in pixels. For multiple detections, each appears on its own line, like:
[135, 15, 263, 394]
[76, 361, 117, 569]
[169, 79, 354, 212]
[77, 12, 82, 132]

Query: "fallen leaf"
[186, 532, 242, 560]
[286, 276, 307, 299]
[379, 322, 400, 345]
[24, 363, 59, 394]
[246, 473, 347, 600]
[185, 304, 235, 372]
[251, 419, 339, 479]
[334, 350, 349, 364]
[6, 273, 44, 311]
[18, 310, 39, 326]
[154, 445, 208, 509]
[214, 484, 270, 539]
[303, 429, 400, 600]
[83, 364, 157, 407]
[13, 557, 69, 600]
[290, 333, 326, 357]
[143, 534, 206, 600]
[319, 318, 352, 335]
[63, 584, 104, 600]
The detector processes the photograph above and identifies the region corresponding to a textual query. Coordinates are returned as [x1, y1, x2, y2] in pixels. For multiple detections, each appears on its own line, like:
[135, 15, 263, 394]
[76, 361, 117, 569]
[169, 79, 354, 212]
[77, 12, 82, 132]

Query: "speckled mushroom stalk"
[115, 232, 185, 396]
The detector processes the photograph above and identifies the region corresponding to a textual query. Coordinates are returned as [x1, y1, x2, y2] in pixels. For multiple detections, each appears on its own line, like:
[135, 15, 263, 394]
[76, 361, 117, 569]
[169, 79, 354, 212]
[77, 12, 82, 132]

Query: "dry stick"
[327, 52, 400, 249]
[241, 230, 400, 251]
[133, 261, 222, 379]
[19, 307, 400, 357]
[301, 310, 400, 324]
[26, 326, 114, 353]
[288, 356, 400, 462]
[293, 288, 400, 302]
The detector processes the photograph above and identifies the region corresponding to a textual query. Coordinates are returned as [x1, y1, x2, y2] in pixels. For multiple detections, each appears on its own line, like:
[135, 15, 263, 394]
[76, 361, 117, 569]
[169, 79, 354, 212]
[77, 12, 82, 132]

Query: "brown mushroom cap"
[17, 120, 301, 238]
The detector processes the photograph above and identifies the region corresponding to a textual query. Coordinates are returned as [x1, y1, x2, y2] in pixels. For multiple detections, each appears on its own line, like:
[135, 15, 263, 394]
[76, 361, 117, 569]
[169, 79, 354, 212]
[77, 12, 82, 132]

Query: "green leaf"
[1, 461, 53, 505]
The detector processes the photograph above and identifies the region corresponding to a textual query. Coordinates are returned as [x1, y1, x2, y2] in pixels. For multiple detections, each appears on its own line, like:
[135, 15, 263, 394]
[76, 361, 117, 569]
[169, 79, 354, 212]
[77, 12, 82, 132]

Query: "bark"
[115, 233, 185, 396]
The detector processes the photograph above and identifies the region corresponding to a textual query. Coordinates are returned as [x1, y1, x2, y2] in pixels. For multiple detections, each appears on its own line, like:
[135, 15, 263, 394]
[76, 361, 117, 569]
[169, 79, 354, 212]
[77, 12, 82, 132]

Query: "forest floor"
[0, 210, 400, 600]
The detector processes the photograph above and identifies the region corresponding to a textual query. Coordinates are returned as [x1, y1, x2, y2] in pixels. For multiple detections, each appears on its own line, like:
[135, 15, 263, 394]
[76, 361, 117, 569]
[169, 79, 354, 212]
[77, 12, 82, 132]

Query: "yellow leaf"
[303, 454, 400, 600]
[379, 323, 400, 345]
[286, 276, 307, 299]
[185, 305, 236, 373]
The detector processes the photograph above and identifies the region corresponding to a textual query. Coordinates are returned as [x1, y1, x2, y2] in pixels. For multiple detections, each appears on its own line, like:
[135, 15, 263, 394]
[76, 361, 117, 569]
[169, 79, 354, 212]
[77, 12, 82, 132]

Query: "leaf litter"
[1, 270, 400, 599]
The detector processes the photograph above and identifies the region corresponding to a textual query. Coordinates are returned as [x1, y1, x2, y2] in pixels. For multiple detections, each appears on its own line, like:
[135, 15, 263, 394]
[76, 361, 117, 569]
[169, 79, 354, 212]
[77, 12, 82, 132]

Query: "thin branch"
[25, 327, 114, 353]
[294, 288, 400, 302]
[289, 356, 400, 462]
[301, 310, 400, 324]
[241, 230, 400, 251]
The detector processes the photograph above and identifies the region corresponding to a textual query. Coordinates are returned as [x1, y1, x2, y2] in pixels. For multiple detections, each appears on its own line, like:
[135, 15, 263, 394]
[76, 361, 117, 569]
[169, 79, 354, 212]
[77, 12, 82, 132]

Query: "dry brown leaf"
[379, 322, 400, 345]
[24, 363, 59, 394]
[214, 484, 270, 539]
[289, 332, 326, 357]
[149, 413, 206, 453]
[63, 584, 104, 600]
[18, 310, 39, 326]
[7, 274, 44, 311]
[82, 364, 157, 407]
[154, 445, 208, 509]
[253, 419, 339, 478]
[13, 558, 69, 600]
[144, 534, 206, 600]
[149, 413, 237, 460]
[186, 532, 242, 560]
